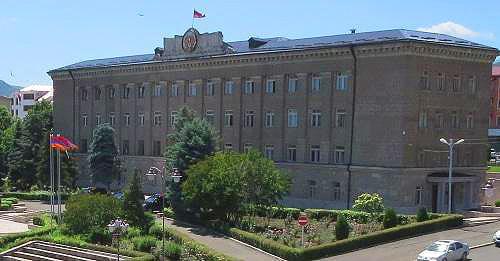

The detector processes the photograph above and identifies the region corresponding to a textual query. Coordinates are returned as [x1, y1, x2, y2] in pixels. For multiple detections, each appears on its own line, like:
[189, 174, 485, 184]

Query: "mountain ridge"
[0, 80, 21, 96]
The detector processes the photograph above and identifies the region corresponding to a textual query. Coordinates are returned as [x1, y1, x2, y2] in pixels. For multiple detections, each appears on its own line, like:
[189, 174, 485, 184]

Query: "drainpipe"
[346, 46, 358, 209]
[68, 70, 77, 141]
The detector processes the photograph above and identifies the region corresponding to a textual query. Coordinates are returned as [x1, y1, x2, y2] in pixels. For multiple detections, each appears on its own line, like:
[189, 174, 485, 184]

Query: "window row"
[80, 73, 350, 101]
[419, 71, 477, 94]
[418, 111, 475, 129]
[81, 109, 347, 129]
[306, 180, 342, 201]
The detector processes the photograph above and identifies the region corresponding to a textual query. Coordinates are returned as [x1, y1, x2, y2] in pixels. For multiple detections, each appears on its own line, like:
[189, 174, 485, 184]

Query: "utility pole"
[440, 138, 464, 213]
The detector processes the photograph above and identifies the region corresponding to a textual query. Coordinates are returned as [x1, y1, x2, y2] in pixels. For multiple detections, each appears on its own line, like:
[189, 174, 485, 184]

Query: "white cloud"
[418, 21, 493, 39]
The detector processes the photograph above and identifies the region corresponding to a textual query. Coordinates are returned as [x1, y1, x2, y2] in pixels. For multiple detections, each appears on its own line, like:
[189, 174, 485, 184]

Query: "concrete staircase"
[463, 217, 500, 226]
[0, 241, 130, 260]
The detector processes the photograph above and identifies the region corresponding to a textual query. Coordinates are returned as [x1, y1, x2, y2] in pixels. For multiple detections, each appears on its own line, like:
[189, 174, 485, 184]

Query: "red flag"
[193, 9, 205, 18]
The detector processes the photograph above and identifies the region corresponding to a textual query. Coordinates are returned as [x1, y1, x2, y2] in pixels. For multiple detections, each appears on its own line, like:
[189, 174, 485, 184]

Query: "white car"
[417, 240, 469, 261]
[494, 230, 500, 247]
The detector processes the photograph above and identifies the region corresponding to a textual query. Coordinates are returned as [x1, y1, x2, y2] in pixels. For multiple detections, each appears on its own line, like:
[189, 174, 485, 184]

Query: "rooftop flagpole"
[192, 9, 195, 28]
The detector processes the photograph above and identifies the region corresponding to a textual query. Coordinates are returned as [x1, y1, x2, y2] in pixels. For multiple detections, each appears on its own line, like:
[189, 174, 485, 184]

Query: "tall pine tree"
[88, 123, 121, 191]
[123, 169, 146, 228]
[7, 121, 35, 190]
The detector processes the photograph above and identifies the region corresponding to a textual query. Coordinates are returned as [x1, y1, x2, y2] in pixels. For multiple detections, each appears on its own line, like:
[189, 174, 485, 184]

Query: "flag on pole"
[50, 135, 78, 152]
[193, 9, 205, 18]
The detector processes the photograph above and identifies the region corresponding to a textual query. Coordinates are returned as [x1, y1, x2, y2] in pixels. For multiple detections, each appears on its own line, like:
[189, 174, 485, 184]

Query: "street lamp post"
[145, 166, 166, 258]
[439, 138, 464, 213]
[107, 218, 129, 261]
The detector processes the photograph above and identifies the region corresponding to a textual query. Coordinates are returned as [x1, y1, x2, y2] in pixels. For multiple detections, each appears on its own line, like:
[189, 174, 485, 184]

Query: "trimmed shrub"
[0, 191, 71, 201]
[352, 193, 385, 214]
[335, 214, 350, 240]
[495, 200, 500, 207]
[416, 207, 429, 222]
[87, 228, 112, 245]
[382, 208, 398, 229]
[0, 202, 12, 210]
[32, 216, 43, 226]
[2, 197, 18, 204]
[131, 236, 157, 252]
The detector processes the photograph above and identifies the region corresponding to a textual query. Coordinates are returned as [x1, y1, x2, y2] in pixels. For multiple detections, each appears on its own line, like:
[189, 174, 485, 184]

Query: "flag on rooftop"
[193, 9, 205, 18]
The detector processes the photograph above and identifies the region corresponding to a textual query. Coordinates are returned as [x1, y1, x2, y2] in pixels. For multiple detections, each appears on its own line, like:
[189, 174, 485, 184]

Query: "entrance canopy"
[426, 172, 479, 183]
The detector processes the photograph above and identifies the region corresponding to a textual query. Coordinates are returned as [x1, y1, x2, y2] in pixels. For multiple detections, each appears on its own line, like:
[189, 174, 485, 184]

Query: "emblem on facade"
[182, 28, 198, 52]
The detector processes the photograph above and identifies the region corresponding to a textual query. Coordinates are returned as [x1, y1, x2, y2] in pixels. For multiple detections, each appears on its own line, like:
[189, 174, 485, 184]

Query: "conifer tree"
[88, 123, 121, 192]
[123, 169, 146, 228]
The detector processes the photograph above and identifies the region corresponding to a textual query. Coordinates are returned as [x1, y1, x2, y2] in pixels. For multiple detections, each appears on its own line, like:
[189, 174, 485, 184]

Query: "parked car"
[417, 240, 469, 261]
[143, 193, 164, 211]
[494, 230, 500, 247]
[112, 191, 124, 200]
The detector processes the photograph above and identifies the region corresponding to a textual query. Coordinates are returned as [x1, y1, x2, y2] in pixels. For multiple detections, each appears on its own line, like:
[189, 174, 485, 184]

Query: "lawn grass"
[487, 165, 500, 173]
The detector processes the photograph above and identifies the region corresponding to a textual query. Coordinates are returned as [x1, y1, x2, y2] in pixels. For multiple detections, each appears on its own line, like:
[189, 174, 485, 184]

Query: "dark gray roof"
[50, 29, 497, 72]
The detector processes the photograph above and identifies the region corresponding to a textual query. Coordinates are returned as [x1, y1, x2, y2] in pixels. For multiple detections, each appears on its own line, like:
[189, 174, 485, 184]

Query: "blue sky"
[1, 0, 498, 86]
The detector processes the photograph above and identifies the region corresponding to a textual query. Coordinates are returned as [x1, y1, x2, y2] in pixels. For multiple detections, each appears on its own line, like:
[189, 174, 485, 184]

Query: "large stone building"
[488, 64, 500, 151]
[49, 28, 498, 213]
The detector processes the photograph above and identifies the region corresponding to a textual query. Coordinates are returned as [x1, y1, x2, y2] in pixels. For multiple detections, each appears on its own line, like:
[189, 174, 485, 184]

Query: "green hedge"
[495, 200, 500, 207]
[149, 222, 236, 261]
[0, 192, 71, 201]
[226, 214, 463, 260]
[0, 227, 55, 252]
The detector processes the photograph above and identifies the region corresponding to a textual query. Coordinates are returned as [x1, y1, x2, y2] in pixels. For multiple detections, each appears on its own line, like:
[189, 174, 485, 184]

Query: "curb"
[470, 242, 495, 249]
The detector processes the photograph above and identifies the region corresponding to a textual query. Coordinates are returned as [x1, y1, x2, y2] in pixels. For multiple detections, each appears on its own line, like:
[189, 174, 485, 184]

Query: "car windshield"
[426, 243, 448, 252]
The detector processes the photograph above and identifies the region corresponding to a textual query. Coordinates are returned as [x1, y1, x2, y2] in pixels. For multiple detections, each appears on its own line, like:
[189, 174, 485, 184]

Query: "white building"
[11, 85, 53, 118]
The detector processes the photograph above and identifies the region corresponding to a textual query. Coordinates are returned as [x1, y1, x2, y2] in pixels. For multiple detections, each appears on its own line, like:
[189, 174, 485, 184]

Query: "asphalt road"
[322, 221, 500, 261]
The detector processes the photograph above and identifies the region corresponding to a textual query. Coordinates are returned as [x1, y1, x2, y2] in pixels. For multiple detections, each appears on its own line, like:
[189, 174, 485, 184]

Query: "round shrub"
[416, 207, 429, 222]
[352, 193, 384, 214]
[495, 200, 500, 207]
[32, 216, 44, 226]
[334, 214, 350, 240]
[63, 194, 123, 234]
[382, 208, 398, 229]
[132, 235, 157, 252]
[87, 228, 112, 245]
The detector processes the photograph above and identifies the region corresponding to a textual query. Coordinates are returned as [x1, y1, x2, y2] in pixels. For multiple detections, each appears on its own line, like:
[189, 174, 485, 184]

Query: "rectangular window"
[122, 140, 129, 155]
[311, 110, 321, 127]
[137, 140, 144, 156]
[224, 143, 233, 152]
[466, 113, 474, 129]
[288, 109, 298, 127]
[415, 186, 424, 205]
[224, 81, 234, 95]
[336, 73, 348, 90]
[109, 112, 115, 126]
[189, 83, 197, 96]
[451, 112, 459, 128]
[224, 110, 233, 127]
[243, 143, 252, 153]
[244, 80, 255, 94]
[332, 182, 341, 200]
[124, 113, 130, 126]
[170, 111, 178, 127]
[205, 110, 215, 125]
[310, 145, 320, 162]
[312, 76, 321, 91]
[245, 110, 255, 127]
[138, 86, 145, 98]
[23, 93, 34, 100]
[420, 71, 430, 90]
[23, 105, 33, 112]
[265, 111, 274, 128]
[308, 180, 317, 199]
[418, 111, 428, 128]
[437, 73, 445, 91]
[95, 113, 101, 125]
[109, 87, 116, 99]
[153, 141, 162, 157]
[82, 114, 88, 127]
[468, 76, 476, 94]
[265, 145, 274, 160]
[288, 78, 297, 93]
[497, 116, 500, 127]
[336, 109, 346, 128]
[154, 85, 162, 97]
[138, 112, 145, 126]
[81, 89, 88, 101]
[171, 84, 180, 97]
[452, 75, 460, 92]
[95, 88, 102, 100]
[436, 112, 444, 129]
[123, 86, 130, 99]
[206, 81, 215, 96]
[335, 146, 345, 164]
[80, 139, 88, 153]
[154, 111, 162, 126]
[287, 145, 297, 162]
[266, 79, 276, 94]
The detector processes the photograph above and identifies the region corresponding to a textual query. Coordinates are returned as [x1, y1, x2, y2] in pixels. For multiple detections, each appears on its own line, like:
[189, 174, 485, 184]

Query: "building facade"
[11, 85, 53, 118]
[49, 29, 498, 213]
[489, 65, 500, 150]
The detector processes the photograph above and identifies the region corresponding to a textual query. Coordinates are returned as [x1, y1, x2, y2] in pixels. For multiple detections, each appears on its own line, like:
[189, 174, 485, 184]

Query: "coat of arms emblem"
[182, 28, 198, 52]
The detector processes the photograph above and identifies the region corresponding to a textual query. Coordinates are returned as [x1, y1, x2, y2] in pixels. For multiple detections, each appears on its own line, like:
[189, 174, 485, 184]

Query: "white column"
[438, 182, 445, 212]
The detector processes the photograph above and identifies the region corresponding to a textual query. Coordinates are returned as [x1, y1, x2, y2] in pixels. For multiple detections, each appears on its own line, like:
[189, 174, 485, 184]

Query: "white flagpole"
[57, 148, 62, 223]
[49, 133, 54, 216]
[192, 9, 195, 28]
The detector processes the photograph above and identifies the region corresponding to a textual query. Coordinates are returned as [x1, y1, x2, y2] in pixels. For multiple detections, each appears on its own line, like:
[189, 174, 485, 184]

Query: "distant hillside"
[0, 80, 21, 96]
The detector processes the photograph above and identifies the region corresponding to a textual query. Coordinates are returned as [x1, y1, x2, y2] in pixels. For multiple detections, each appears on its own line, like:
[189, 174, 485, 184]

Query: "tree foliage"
[335, 214, 350, 240]
[7, 120, 35, 190]
[352, 193, 385, 214]
[88, 123, 121, 191]
[0, 107, 15, 186]
[382, 208, 398, 229]
[182, 151, 290, 222]
[123, 169, 147, 229]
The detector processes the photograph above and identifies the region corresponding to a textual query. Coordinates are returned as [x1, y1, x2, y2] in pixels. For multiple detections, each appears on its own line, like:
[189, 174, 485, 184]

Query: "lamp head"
[439, 138, 448, 145]
[455, 139, 465, 145]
